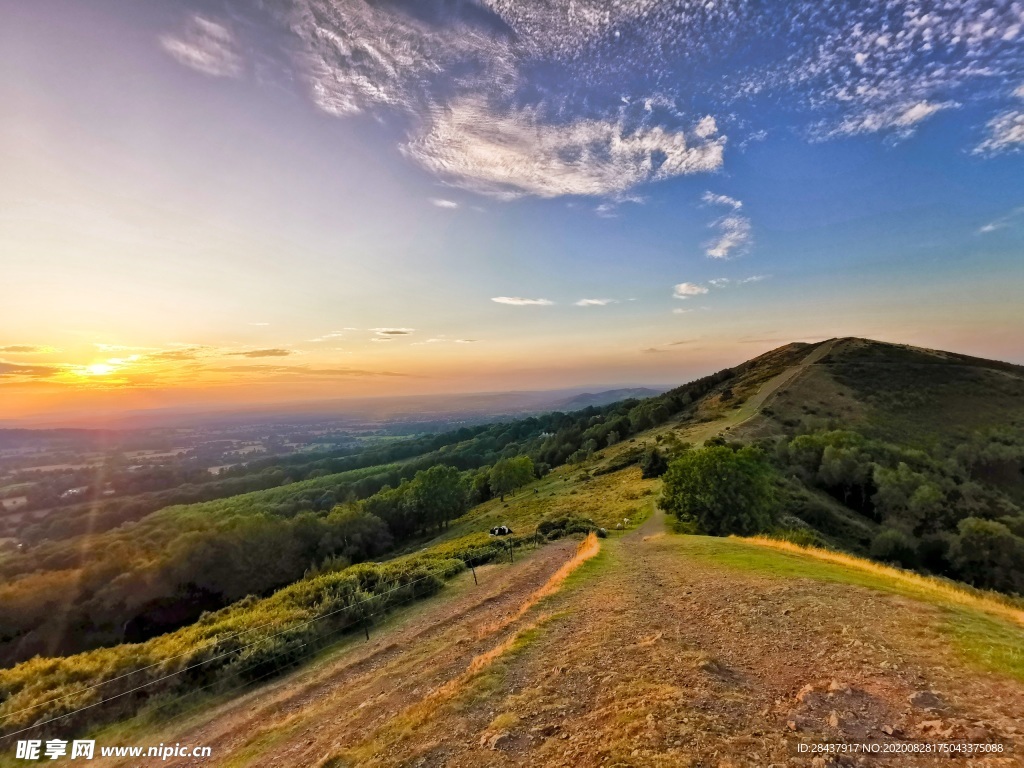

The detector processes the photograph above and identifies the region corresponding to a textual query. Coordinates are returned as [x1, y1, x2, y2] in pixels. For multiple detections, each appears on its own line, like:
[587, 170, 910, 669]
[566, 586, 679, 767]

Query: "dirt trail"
[681, 339, 836, 445]
[107, 502, 1024, 767]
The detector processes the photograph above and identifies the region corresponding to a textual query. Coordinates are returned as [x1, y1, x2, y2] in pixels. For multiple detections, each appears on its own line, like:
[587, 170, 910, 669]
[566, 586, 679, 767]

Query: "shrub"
[659, 446, 779, 536]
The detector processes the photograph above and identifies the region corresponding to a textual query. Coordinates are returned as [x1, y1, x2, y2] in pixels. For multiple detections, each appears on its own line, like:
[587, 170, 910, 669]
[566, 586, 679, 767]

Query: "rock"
[828, 680, 851, 695]
[811, 758, 827, 768]
[881, 725, 894, 736]
[909, 691, 945, 711]
[828, 711, 841, 728]
[486, 731, 512, 751]
[530, 724, 559, 737]
[787, 720, 799, 732]
[796, 684, 815, 703]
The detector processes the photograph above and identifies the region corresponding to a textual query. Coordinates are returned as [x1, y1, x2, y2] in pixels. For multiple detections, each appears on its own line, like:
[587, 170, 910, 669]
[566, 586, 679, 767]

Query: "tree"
[408, 465, 469, 531]
[490, 456, 534, 500]
[640, 448, 668, 479]
[869, 527, 918, 568]
[949, 517, 1024, 593]
[659, 446, 778, 536]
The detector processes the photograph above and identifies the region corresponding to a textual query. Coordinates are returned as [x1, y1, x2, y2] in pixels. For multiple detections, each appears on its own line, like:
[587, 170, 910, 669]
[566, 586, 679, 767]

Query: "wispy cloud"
[407, 98, 725, 200]
[574, 298, 617, 306]
[308, 331, 347, 342]
[160, 15, 243, 78]
[491, 297, 554, 306]
[0, 345, 55, 354]
[978, 207, 1024, 234]
[824, 100, 957, 139]
[248, 322, 270, 327]
[372, 328, 415, 336]
[701, 192, 742, 210]
[228, 348, 292, 358]
[709, 275, 769, 287]
[213, 364, 409, 378]
[673, 282, 709, 299]
[672, 308, 694, 315]
[702, 192, 752, 259]
[0, 362, 63, 379]
[430, 198, 460, 209]
[974, 111, 1024, 156]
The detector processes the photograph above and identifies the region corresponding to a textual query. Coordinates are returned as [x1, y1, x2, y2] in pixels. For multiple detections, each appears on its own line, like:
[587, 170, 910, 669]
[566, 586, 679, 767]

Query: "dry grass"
[476, 532, 601, 639]
[743, 535, 1024, 627]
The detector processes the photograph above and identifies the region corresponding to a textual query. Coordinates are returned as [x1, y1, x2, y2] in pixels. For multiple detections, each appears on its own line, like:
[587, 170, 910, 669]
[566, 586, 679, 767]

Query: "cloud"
[372, 328, 415, 336]
[708, 278, 731, 288]
[308, 331, 347, 342]
[739, 274, 768, 283]
[671, 308, 693, 315]
[148, 346, 210, 361]
[702, 192, 752, 259]
[160, 15, 243, 78]
[574, 298, 617, 306]
[228, 348, 292, 358]
[0, 345, 54, 354]
[702, 192, 742, 210]
[214, 365, 409, 378]
[455, 339, 478, 343]
[706, 218, 752, 259]
[431, 199, 460, 208]
[974, 111, 1024, 156]
[406, 98, 725, 200]
[491, 296, 554, 306]
[640, 347, 666, 354]
[978, 206, 1024, 234]
[673, 282, 709, 299]
[248, 322, 270, 327]
[824, 100, 957, 139]
[0, 362, 62, 379]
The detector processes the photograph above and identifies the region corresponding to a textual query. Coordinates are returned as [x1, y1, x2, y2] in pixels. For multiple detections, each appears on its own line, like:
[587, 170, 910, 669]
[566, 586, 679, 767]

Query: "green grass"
[674, 535, 1024, 681]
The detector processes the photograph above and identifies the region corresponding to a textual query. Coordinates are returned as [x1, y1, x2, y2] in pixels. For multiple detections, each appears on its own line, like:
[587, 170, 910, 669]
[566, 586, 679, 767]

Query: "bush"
[659, 446, 779, 536]
[869, 528, 919, 568]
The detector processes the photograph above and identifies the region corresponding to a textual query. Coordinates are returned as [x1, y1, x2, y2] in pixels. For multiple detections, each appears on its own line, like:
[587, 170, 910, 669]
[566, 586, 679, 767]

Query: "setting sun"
[84, 363, 116, 376]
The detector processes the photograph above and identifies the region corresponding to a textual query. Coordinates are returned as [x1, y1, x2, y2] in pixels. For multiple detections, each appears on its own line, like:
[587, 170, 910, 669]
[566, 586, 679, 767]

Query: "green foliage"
[639, 448, 668, 479]
[489, 456, 534, 499]
[870, 528, 919, 569]
[659, 446, 779, 536]
[536, 515, 605, 540]
[950, 518, 1024, 594]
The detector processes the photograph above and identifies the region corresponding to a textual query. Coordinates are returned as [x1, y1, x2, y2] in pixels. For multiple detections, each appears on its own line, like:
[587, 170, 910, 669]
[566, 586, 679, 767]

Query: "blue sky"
[0, 0, 1021, 418]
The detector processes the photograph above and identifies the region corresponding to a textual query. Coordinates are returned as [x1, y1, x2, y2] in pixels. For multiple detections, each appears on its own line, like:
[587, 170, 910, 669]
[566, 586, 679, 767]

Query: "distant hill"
[552, 387, 665, 411]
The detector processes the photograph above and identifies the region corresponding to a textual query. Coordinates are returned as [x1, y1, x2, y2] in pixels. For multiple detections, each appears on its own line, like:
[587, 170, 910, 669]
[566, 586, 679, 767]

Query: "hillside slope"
[103, 509, 1024, 768]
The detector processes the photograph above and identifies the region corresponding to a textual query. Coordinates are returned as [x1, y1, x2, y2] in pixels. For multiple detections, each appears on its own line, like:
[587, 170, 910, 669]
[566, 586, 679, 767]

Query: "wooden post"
[364, 621, 370, 642]
[509, 540, 514, 563]
[470, 561, 478, 585]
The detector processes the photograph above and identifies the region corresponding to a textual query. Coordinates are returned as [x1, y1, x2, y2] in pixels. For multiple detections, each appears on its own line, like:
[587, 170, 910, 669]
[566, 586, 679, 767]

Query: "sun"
[84, 363, 116, 376]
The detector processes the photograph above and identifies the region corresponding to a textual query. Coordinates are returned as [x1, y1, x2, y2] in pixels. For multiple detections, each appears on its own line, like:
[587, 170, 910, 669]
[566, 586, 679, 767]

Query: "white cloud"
[1015, 85, 1024, 100]
[739, 274, 768, 283]
[705, 216, 752, 259]
[672, 308, 693, 314]
[431, 199, 460, 209]
[405, 98, 726, 200]
[978, 206, 1024, 234]
[974, 111, 1024, 156]
[372, 328, 415, 336]
[826, 100, 957, 139]
[708, 278, 731, 287]
[160, 16, 243, 78]
[694, 115, 718, 138]
[491, 296, 554, 306]
[574, 298, 617, 306]
[702, 191, 752, 259]
[673, 282, 709, 299]
[702, 192, 742, 210]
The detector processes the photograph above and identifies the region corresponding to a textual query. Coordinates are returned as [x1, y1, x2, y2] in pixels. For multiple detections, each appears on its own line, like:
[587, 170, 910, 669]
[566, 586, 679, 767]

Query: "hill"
[1, 337, 1022, 765]
[552, 388, 665, 410]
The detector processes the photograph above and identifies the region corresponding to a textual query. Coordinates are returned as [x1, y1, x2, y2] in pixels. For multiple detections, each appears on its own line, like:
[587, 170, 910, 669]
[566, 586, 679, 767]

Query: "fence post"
[509, 540, 514, 563]
[470, 560, 478, 585]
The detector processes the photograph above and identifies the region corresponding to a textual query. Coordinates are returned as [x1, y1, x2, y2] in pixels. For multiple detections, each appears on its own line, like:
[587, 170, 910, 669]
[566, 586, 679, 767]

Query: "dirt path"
[332, 516, 1023, 768]
[681, 339, 836, 445]
[109, 511, 1024, 767]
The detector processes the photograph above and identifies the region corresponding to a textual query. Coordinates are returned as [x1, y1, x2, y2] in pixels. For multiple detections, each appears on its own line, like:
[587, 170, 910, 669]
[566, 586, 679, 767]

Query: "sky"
[1, 0, 1022, 423]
